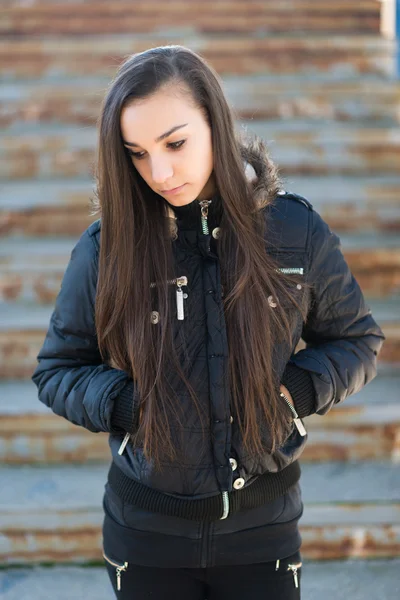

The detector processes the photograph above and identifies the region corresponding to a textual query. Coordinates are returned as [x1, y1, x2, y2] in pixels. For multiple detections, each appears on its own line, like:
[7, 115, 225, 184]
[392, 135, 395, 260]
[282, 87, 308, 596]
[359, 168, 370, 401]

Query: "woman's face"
[120, 85, 216, 206]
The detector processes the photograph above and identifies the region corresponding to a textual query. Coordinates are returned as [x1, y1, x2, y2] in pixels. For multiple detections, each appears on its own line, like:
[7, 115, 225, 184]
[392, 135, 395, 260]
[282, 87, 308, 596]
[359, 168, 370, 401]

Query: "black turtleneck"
[166, 192, 223, 231]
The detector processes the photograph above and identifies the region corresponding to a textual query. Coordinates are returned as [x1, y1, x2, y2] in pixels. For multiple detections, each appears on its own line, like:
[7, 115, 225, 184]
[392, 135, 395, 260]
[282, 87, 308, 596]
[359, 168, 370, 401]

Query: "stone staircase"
[1, 0, 400, 596]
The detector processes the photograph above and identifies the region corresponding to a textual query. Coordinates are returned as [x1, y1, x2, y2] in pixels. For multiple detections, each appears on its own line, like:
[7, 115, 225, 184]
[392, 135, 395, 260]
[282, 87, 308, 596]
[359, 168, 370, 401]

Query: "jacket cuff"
[110, 381, 139, 433]
[281, 363, 316, 418]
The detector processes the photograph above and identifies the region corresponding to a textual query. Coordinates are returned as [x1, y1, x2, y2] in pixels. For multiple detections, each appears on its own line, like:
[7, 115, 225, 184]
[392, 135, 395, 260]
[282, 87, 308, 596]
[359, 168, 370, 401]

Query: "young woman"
[32, 46, 385, 599]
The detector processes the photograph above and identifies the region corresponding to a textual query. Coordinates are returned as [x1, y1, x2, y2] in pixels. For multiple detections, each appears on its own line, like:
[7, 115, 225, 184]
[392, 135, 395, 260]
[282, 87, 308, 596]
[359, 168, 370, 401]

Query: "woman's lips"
[161, 183, 187, 195]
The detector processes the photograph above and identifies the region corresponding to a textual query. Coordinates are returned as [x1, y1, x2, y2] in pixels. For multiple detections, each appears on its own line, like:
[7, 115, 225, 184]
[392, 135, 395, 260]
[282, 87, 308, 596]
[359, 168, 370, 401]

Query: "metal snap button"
[212, 227, 221, 239]
[229, 458, 238, 471]
[233, 477, 245, 490]
[150, 311, 160, 324]
[230, 415, 233, 424]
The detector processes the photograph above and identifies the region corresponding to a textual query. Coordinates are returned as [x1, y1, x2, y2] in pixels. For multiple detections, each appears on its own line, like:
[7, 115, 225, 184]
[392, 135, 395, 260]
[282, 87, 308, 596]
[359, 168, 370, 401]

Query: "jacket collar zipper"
[198, 198, 212, 235]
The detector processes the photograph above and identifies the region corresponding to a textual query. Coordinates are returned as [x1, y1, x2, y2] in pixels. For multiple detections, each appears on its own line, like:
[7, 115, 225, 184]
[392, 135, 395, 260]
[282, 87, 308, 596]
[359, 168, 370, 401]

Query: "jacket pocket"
[150, 275, 189, 321]
[274, 424, 308, 469]
[279, 391, 307, 437]
[269, 392, 309, 469]
[103, 550, 129, 592]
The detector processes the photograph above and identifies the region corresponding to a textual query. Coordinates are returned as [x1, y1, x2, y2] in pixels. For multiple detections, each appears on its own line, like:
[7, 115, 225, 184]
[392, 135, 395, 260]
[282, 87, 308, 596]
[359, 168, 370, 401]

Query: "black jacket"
[32, 146, 385, 524]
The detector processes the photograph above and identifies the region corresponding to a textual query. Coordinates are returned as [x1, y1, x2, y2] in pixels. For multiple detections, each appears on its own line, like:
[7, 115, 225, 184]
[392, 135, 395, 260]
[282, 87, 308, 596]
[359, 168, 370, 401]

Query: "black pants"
[104, 550, 302, 599]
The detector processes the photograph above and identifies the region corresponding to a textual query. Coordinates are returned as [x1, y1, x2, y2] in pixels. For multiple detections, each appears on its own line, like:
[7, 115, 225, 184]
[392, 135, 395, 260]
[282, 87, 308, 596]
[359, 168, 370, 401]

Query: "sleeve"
[281, 207, 386, 418]
[31, 228, 140, 434]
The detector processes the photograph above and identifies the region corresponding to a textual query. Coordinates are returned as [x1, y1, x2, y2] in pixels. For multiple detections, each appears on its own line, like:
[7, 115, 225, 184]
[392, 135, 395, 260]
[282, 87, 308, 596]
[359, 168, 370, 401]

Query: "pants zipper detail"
[103, 551, 129, 591]
[287, 562, 302, 588]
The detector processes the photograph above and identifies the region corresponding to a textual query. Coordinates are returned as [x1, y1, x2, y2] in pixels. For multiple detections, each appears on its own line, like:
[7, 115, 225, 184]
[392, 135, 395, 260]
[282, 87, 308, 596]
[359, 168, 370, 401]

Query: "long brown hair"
[91, 45, 310, 469]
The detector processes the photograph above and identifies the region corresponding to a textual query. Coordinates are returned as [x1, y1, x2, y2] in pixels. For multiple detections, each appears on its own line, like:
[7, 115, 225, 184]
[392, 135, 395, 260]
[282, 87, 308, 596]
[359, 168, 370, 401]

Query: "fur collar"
[165, 136, 282, 236]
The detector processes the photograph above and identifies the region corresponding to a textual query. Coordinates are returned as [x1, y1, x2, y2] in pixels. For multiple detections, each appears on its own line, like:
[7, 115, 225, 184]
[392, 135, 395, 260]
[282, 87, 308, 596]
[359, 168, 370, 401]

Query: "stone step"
[1, 460, 399, 563]
[0, 33, 394, 84]
[225, 77, 400, 123]
[1, 369, 399, 464]
[3, 77, 399, 130]
[1, 176, 399, 237]
[253, 122, 400, 176]
[1, 559, 400, 600]
[2, 124, 400, 179]
[0, 1, 382, 37]
[1, 233, 399, 305]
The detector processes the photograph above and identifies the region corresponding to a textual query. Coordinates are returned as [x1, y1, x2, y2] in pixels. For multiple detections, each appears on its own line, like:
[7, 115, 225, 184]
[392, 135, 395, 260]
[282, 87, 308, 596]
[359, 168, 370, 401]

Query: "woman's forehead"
[120, 94, 203, 144]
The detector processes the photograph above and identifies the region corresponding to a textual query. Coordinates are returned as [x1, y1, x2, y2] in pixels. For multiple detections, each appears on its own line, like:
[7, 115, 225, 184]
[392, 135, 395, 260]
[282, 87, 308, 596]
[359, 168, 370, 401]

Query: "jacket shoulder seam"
[276, 190, 313, 210]
[87, 218, 101, 238]
[87, 219, 101, 257]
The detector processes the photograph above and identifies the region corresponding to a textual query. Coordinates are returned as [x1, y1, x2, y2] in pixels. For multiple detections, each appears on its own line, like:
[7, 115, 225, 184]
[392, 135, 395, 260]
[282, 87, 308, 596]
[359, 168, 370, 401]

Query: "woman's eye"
[126, 139, 186, 160]
[168, 139, 186, 150]
[127, 149, 145, 159]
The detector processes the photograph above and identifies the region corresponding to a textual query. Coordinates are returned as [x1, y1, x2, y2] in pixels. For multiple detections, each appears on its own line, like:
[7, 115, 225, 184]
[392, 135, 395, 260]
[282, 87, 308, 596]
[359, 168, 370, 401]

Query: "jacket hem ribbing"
[108, 460, 301, 522]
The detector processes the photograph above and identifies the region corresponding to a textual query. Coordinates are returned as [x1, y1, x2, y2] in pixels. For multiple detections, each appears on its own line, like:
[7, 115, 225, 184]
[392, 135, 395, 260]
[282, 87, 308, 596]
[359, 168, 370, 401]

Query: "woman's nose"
[151, 158, 174, 185]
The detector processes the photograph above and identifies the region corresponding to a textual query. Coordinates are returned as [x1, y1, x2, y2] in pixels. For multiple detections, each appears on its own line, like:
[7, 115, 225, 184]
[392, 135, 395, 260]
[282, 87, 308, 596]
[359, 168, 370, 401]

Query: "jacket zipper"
[277, 267, 304, 274]
[198, 198, 212, 234]
[118, 431, 131, 455]
[103, 551, 129, 591]
[199, 197, 230, 522]
[150, 275, 188, 321]
[220, 490, 230, 519]
[279, 391, 307, 436]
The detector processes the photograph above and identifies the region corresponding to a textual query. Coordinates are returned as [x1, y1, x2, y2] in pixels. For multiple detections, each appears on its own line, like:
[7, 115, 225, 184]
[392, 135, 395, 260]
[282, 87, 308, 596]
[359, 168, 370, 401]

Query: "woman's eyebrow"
[123, 123, 188, 147]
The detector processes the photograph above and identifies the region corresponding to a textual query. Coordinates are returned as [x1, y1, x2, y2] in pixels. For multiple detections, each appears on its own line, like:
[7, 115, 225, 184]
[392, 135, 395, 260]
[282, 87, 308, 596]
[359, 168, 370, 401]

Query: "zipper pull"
[116, 567, 124, 591]
[280, 392, 307, 437]
[103, 552, 128, 590]
[176, 276, 187, 320]
[118, 432, 131, 455]
[198, 199, 212, 235]
[293, 417, 307, 437]
[287, 563, 300, 589]
[220, 490, 230, 519]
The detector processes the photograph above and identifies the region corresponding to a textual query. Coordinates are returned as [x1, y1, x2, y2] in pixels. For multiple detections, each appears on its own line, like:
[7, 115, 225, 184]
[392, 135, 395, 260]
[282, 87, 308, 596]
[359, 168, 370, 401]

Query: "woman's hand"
[280, 384, 294, 407]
